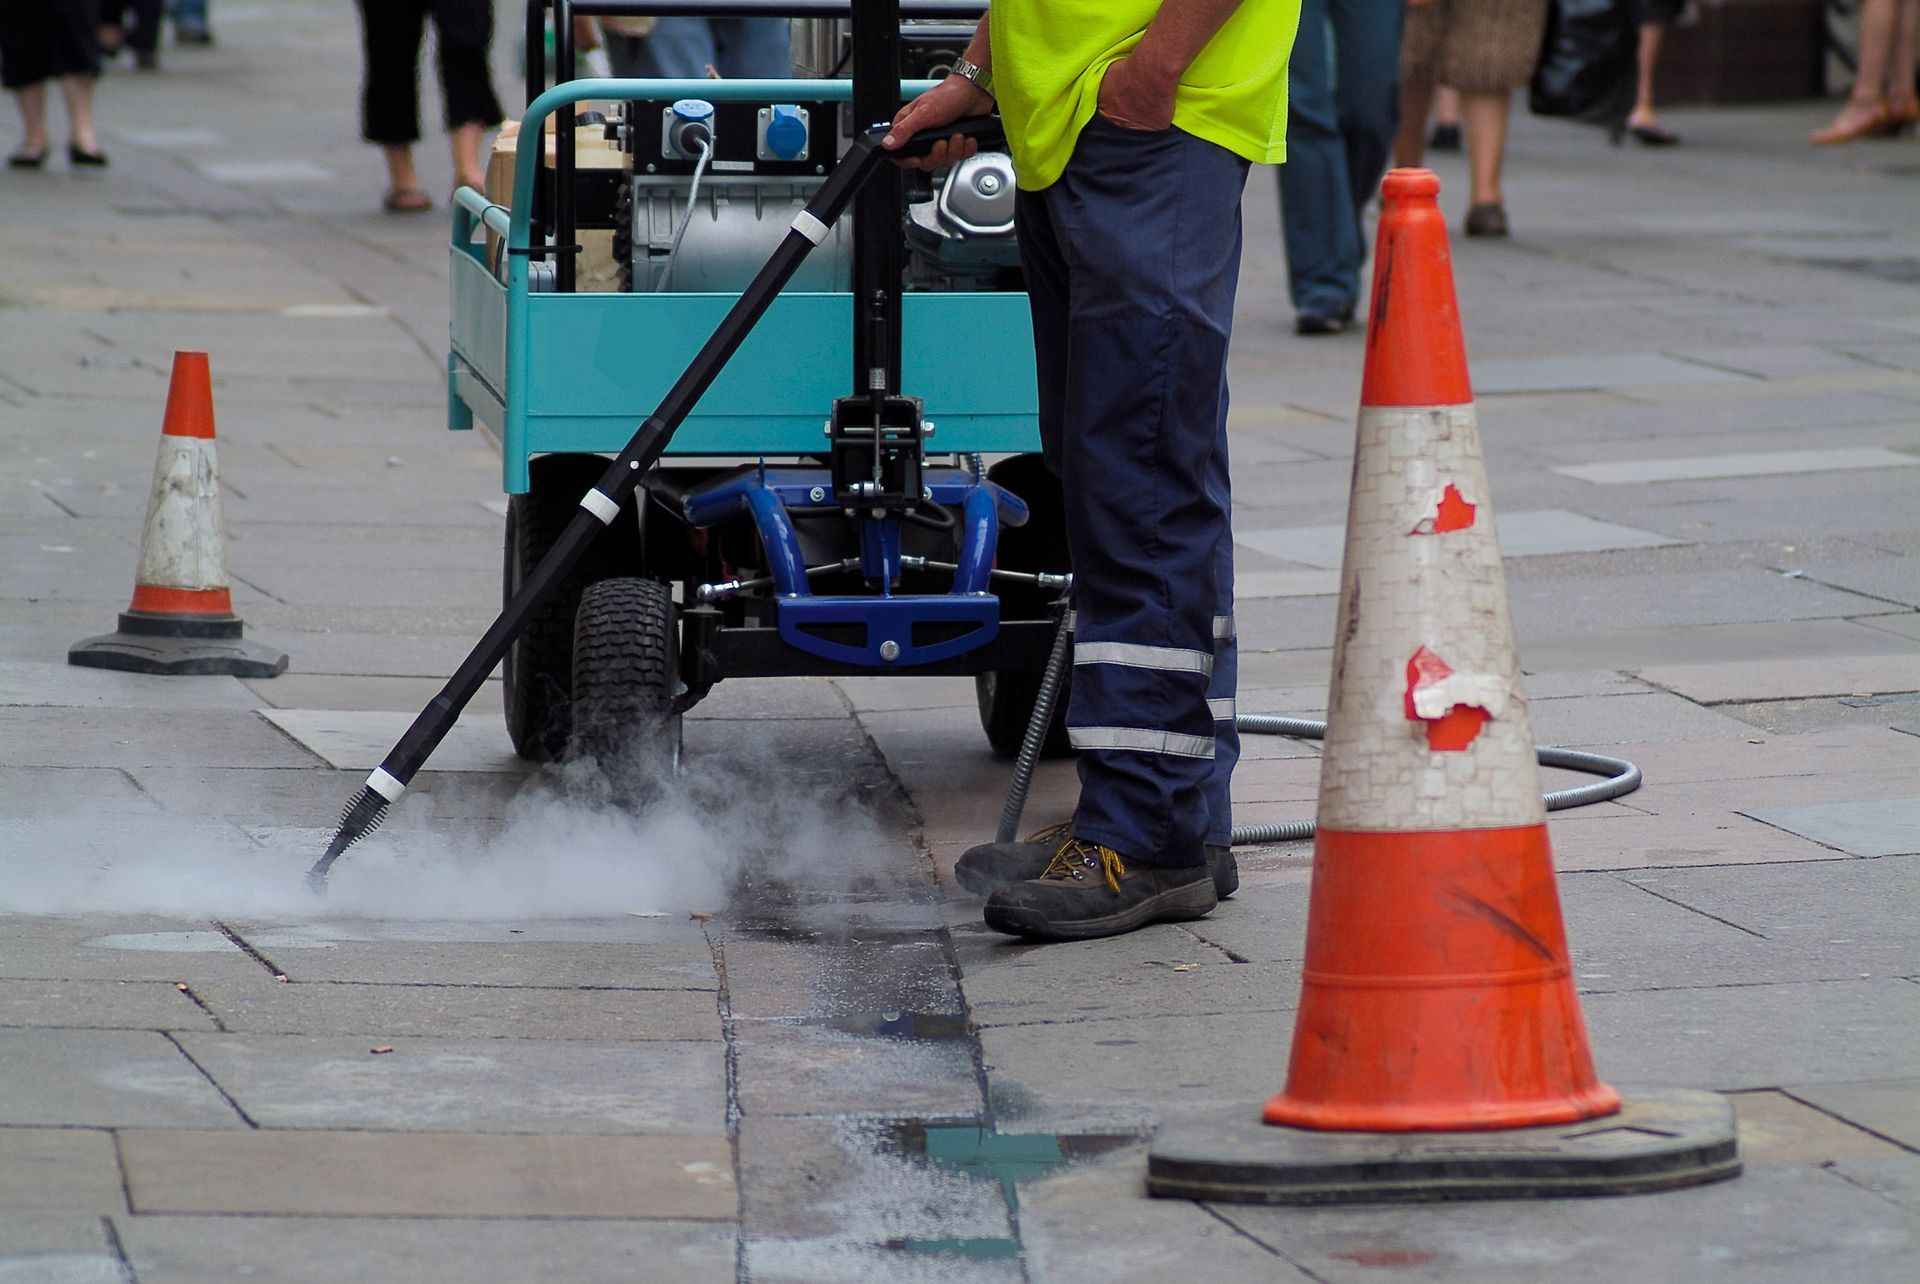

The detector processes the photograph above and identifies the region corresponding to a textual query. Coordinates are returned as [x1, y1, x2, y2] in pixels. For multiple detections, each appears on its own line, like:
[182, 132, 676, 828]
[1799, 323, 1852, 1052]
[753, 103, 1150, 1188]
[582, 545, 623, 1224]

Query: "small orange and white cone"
[69, 351, 287, 678]
[1147, 171, 1738, 1203]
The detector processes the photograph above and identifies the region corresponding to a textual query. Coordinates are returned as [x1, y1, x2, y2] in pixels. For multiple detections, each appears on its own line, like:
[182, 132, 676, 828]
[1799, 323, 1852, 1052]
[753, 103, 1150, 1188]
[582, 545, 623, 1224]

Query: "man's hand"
[882, 75, 994, 171]
[1097, 54, 1180, 131]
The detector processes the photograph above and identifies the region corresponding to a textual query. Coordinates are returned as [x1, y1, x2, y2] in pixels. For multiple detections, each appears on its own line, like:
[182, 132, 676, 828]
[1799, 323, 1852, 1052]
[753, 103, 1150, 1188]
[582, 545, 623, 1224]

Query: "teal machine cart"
[447, 1, 1073, 765]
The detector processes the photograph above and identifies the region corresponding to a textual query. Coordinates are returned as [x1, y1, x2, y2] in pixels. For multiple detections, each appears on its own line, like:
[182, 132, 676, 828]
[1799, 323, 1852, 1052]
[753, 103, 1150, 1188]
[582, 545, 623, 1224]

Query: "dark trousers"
[1278, 0, 1402, 318]
[0, 0, 101, 91]
[1016, 117, 1249, 867]
[355, 0, 503, 145]
[104, 0, 164, 55]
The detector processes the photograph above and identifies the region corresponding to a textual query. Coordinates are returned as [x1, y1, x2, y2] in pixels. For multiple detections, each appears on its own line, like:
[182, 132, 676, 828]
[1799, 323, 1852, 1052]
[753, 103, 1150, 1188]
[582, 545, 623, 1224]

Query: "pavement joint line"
[100, 1213, 138, 1284]
[308, 980, 719, 994]
[1611, 877, 1769, 938]
[1776, 1090, 1920, 1157]
[212, 919, 291, 980]
[161, 1029, 257, 1129]
[1176, 923, 1252, 965]
[1197, 1202, 1319, 1277]
[1820, 1158, 1920, 1211]
[171, 982, 226, 1032]
[1560, 852, 1904, 873]
[702, 928, 751, 1284]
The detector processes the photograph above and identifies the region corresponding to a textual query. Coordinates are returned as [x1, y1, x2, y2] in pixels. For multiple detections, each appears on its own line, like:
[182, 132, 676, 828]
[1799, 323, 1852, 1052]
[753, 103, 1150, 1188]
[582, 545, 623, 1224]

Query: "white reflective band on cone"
[365, 768, 405, 802]
[791, 211, 828, 245]
[1074, 641, 1213, 675]
[579, 488, 621, 525]
[1069, 726, 1215, 758]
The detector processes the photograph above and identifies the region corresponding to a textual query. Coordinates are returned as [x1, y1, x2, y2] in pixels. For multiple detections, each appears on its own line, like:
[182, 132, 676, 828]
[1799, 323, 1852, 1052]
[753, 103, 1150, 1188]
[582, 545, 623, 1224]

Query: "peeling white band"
[1410, 673, 1510, 722]
[1069, 726, 1215, 759]
[579, 488, 620, 526]
[1074, 641, 1214, 676]
[1213, 614, 1236, 640]
[791, 210, 829, 245]
[1208, 697, 1237, 721]
[365, 768, 405, 802]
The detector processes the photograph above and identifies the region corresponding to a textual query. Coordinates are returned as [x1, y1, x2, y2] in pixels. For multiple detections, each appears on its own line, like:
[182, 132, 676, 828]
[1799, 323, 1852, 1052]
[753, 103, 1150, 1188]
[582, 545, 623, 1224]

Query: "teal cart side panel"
[515, 292, 1040, 477]
[450, 250, 508, 403]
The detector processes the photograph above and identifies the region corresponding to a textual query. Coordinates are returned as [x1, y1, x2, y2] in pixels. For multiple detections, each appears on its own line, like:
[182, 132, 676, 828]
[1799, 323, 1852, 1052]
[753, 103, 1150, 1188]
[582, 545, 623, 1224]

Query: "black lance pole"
[308, 105, 1003, 889]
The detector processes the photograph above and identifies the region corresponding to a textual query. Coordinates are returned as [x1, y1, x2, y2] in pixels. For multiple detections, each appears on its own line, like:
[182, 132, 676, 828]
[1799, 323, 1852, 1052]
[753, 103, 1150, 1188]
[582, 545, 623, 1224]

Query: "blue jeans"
[601, 18, 789, 80]
[1278, 0, 1402, 319]
[1017, 118, 1249, 867]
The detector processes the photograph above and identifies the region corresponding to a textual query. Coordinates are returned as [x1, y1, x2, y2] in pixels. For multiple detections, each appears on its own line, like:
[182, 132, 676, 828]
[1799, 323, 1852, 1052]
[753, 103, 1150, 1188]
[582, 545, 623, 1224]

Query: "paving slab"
[0, 765, 160, 820]
[0, 978, 219, 1031]
[1209, 1160, 1918, 1284]
[0, 1215, 122, 1282]
[1523, 690, 1764, 745]
[1729, 1089, 1915, 1164]
[1739, 797, 1920, 857]
[118, 1214, 737, 1284]
[1543, 806, 1846, 872]
[1020, 1144, 1311, 1283]
[1552, 446, 1920, 485]
[0, 1128, 124, 1214]
[256, 707, 529, 774]
[233, 934, 719, 988]
[189, 977, 719, 1040]
[732, 1019, 984, 1120]
[1783, 1080, 1920, 1151]
[0, 708, 320, 769]
[0, 914, 273, 983]
[1634, 653, 1920, 704]
[175, 1032, 727, 1133]
[0, 1028, 243, 1127]
[1237, 508, 1683, 569]
[1472, 353, 1753, 394]
[1583, 979, 1920, 1090]
[120, 1128, 736, 1218]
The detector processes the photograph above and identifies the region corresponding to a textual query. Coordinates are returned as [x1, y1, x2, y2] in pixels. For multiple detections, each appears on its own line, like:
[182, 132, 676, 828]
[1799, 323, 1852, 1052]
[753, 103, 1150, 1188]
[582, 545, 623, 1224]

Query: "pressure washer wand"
[307, 116, 1005, 891]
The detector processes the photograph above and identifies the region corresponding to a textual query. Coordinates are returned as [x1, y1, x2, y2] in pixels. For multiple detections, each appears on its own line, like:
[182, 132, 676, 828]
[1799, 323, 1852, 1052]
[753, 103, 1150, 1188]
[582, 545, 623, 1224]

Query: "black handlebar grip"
[872, 113, 1008, 158]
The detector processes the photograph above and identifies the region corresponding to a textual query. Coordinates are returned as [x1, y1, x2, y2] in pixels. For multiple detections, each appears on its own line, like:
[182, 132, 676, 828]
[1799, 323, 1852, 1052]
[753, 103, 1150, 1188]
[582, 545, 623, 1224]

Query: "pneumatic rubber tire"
[502, 456, 641, 762]
[569, 577, 682, 776]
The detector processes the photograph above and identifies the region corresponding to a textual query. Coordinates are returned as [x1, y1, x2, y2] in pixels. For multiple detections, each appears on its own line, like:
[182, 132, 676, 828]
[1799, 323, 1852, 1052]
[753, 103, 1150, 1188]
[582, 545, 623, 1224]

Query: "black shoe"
[175, 21, 213, 45]
[1294, 310, 1352, 336]
[68, 144, 108, 168]
[8, 149, 47, 169]
[982, 838, 1218, 942]
[954, 820, 1075, 896]
[957, 824, 1240, 900]
[1464, 202, 1508, 238]
[1428, 122, 1462, 152]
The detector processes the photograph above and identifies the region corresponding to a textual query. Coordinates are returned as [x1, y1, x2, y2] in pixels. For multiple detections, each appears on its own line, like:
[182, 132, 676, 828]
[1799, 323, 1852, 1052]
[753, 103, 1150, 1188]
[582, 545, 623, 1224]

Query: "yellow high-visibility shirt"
[989, 0, 1302, 190]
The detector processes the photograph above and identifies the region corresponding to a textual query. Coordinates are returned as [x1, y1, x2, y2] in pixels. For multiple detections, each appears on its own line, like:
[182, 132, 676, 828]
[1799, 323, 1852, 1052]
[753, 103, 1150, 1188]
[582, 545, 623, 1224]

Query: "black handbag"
[1530, 0, 1637, 123]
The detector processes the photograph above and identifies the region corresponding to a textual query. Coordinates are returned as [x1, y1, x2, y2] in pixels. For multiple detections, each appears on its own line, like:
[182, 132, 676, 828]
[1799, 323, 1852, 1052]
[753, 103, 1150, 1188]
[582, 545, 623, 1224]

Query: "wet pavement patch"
[880, 1121, 1142, 1259]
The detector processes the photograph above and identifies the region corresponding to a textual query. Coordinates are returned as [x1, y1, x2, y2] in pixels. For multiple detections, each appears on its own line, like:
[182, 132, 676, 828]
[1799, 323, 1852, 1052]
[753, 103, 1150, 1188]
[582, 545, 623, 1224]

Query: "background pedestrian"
[1278, 0, 1403, 335]
[353, 0, 504, 212]
[1, 0, 108, 169]
[1813, 0, 1919, 142]
[1393, 0, 1549, 237]
[597, 15, 790, 79]
[1620, 0, 1682, 144]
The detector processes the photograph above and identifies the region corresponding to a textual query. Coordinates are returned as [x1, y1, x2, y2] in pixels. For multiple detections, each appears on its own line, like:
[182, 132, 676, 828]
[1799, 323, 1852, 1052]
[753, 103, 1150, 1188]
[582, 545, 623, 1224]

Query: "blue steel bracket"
[778, 595, 999, 668]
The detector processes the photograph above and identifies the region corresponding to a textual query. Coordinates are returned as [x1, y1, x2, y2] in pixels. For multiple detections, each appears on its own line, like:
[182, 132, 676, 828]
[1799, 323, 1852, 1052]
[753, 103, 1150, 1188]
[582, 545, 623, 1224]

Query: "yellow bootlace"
[1024, 820, 1073, 847]
[1039, 838, 1127, 894]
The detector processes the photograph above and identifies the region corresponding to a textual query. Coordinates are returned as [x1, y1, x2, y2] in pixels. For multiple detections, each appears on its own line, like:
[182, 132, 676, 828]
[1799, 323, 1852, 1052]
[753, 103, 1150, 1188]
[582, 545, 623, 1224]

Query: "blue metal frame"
[447, 78, 1042, 494]
[677, 464, 1029, 667]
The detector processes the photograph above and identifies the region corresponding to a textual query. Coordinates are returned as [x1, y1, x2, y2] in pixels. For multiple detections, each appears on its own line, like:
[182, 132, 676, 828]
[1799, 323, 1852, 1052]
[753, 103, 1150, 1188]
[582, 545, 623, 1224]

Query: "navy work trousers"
[1278, 0, 1402, 319]
[1016, 116, 1249, 869]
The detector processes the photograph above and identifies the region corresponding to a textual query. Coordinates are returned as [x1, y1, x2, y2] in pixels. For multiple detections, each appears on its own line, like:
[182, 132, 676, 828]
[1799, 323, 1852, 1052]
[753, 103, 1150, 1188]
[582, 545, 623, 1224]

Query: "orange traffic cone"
[1146, 171, 1738, 1203]
[1262, 168, 1615, 1132]
[69, 351, 287, 678]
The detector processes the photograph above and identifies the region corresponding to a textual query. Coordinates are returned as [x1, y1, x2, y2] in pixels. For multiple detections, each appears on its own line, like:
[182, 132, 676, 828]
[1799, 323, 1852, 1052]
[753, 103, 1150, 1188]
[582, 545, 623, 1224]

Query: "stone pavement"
[1, 4, 1916, 1280]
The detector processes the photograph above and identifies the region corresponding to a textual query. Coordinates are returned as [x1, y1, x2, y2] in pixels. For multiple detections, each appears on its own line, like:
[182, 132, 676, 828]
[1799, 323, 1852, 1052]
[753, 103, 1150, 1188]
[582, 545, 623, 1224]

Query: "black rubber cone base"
[1147, 1089, 1740, 1205]
[69, 611, 288, 678]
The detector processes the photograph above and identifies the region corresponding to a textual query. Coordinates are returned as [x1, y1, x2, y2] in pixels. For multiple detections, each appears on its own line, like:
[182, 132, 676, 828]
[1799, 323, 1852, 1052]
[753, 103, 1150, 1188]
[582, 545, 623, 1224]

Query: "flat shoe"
[8, 150, 47, 169]
[67, 145, 108, 167]
[382, 187, 432, 213]
[1629, 123, 1680, 146]
[1464, 202, 1508, 238]
[1294, 311, 1352, 336]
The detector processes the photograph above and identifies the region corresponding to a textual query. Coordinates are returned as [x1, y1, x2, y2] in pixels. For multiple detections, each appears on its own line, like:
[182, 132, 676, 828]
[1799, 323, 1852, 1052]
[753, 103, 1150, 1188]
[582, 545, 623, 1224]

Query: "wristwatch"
[950, 56, 995, 101]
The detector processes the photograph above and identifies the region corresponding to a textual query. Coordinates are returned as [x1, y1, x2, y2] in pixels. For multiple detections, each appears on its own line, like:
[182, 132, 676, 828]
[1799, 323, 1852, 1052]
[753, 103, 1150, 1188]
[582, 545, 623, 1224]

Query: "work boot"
[982, 838, 1217, 942]
[956, 823, 1238, 900]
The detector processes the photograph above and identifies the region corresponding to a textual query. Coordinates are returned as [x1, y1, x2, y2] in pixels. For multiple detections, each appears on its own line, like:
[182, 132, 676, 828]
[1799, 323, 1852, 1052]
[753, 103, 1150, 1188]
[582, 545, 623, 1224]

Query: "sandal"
[382, 187, 432, 213]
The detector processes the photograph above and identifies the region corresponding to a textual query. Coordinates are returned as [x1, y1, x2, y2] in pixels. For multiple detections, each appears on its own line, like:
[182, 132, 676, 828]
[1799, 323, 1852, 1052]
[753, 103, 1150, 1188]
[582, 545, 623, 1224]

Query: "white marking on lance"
[1316, 402, 1544, 833]
[366, 768, 405, 802]
[579, 489, 620, 525]
[791, 211, 829, 245]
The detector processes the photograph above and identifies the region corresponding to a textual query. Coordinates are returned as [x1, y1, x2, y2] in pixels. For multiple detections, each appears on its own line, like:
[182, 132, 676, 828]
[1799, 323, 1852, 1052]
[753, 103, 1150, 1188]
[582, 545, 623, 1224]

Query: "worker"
[885, 0, 1300, 941]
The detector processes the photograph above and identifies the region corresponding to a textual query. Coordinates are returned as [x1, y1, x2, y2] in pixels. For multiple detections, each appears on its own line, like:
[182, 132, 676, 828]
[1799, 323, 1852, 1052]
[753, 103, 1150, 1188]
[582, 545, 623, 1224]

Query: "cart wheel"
[977, 668, 1073, 760]
[503, 456, 641, 761]
[570, 577, 683, 776]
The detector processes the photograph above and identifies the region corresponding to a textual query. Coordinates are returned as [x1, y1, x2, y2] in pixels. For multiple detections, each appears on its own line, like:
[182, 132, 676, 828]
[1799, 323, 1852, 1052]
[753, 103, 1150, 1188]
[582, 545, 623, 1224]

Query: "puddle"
[878, 1121, 1143, 1259]
[808, 1010, 971, 1042]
